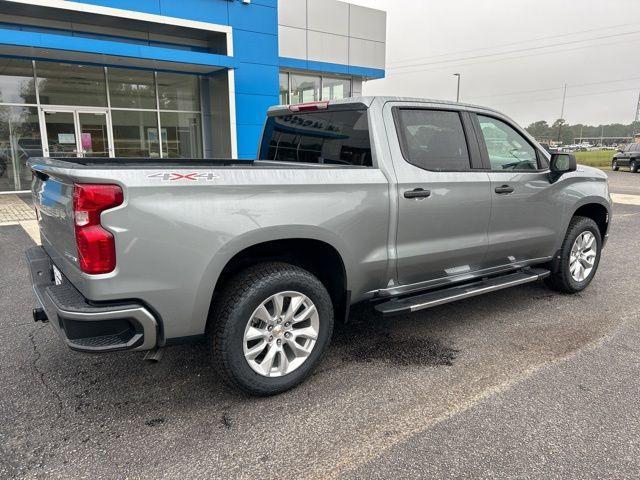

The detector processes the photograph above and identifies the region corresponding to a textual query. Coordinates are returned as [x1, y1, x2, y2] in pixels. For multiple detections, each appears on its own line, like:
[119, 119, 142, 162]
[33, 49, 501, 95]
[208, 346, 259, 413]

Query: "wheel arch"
[572, 202, 609, 241]
[205, 235, 350, 330]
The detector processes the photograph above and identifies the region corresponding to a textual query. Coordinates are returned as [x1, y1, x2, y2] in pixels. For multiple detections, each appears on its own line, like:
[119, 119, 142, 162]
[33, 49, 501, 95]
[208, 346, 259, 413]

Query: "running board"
[375, 268, 551, 317]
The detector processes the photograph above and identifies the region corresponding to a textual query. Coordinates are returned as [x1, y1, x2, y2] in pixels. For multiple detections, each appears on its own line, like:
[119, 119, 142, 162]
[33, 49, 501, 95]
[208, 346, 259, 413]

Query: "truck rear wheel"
[545, 216, 602, 293]
[209, 262, 334, 396]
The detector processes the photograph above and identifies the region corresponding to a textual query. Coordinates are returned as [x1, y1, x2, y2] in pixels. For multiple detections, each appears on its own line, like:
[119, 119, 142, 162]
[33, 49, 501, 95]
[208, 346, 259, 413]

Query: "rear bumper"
[25, 246, 158, 353]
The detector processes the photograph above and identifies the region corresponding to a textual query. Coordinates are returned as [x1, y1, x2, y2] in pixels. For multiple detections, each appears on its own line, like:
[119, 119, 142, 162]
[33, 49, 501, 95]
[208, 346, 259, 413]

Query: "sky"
[348, 0, 640, 127]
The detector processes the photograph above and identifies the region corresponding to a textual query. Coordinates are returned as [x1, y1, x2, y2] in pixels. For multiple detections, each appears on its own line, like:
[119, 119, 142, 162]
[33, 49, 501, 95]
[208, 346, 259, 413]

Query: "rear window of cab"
[259, 110, 373, 167]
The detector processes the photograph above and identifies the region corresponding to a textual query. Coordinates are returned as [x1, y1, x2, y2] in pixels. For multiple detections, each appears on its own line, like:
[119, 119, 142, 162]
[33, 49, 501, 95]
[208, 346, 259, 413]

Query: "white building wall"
[278, 0, 386, 72]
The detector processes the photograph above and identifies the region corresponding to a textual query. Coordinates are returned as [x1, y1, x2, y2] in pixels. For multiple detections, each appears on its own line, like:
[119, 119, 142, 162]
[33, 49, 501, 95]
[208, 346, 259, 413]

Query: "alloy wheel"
[569, 231, 597, 282]
[243, 291, 320, 377]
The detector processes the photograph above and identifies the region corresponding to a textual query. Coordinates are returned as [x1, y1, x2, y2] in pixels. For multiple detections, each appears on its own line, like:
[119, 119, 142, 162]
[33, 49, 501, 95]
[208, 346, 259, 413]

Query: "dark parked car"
[612, 143, 640, 172]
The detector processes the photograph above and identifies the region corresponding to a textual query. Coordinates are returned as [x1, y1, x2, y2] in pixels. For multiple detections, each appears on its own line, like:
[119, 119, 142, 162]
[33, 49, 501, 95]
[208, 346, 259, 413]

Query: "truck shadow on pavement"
[331, 304, 459, 367]
[36, 282, 557, 411]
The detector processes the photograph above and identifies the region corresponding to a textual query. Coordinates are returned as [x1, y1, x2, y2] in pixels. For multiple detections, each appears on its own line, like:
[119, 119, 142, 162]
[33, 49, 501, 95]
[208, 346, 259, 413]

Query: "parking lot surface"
[1, 171, 639, 479]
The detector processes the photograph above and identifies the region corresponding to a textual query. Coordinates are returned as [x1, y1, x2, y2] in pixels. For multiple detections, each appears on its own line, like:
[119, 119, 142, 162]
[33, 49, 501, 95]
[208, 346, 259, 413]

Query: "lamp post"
[453, 73, 461, 102]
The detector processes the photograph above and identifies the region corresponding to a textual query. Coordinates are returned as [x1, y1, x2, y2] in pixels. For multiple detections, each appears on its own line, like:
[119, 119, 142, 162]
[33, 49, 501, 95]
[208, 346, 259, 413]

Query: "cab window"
[259, 109, 372, 166]
[394, 109, 471, 171]
[477, 115, 539, 171]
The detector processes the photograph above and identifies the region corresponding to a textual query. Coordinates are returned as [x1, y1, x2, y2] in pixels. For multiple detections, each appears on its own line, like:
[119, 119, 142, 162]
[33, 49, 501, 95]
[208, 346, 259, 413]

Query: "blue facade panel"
[229, 1, 279, 160]
[79, 0, 162, 14]
[0, 27, 238, 71]
[228, 2, 278, 35]
[233, 29, 279, 66]
[281, 57, 385, 80]
[236, 124, 267, 158]
[234, 63, 279, 96]
[236, 93, 280, 125]
[159, 0, 230, 24]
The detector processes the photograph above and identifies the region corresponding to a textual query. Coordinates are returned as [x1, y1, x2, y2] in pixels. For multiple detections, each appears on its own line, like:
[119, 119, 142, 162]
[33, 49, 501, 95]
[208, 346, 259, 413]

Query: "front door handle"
[495, 185, 514, 194]
[404, 188, 431, 199]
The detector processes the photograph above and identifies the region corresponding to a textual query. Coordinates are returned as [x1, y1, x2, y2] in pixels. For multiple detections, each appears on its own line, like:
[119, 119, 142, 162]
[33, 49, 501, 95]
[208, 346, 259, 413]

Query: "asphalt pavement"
[1, 171, 639, 479]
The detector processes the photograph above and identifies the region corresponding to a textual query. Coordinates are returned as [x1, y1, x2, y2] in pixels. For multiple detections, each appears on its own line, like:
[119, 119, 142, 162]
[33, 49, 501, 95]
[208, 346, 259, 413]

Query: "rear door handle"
[495, 185, 514, 194]
[404, 188, 431, 199]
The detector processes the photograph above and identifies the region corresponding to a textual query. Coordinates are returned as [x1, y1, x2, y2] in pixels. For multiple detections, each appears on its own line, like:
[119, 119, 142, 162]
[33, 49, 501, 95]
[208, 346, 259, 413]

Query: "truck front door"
[471, 113, 560, 267]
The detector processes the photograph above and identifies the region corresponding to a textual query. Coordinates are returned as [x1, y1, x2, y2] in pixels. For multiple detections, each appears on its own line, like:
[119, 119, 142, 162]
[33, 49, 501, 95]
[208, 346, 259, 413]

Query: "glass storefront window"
[322, 76, 351, 100]
[279, 72, 289, 105]
[108, 68, 157, 109]
[36, 62, 107, 107]
[0, 106, 42, 191]
[0, 59, 36, 104]
[0, 61, 206, 191]
[112, 110, 160, 157]
[157, 72, 200, 111]
[290, 74, 320, 104]
[160, 112, 202, 158]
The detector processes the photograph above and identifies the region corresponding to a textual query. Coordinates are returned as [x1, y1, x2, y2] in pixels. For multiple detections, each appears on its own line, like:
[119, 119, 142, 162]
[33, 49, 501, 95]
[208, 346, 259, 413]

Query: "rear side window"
[394, 109, 471, 171]
[259, 109, 372, 166]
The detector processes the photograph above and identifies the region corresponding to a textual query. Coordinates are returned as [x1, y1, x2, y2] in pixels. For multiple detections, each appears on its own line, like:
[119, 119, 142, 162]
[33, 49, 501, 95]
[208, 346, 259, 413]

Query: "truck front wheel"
[209, 262, 334, 396]
[545, 216, 602, 293]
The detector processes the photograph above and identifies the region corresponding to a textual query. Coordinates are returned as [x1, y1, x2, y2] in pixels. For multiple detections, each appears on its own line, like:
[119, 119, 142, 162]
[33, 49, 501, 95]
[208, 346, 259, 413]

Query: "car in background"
[612, 143, 640, 172]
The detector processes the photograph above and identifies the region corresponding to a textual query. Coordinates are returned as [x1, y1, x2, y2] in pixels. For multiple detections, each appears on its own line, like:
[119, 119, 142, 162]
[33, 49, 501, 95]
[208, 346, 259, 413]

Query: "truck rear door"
[384, 102, 492, 286]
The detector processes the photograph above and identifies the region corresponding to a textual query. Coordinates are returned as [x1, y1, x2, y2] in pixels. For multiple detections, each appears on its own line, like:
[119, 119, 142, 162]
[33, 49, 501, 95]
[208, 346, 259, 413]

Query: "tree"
[525, 120, 550, 139]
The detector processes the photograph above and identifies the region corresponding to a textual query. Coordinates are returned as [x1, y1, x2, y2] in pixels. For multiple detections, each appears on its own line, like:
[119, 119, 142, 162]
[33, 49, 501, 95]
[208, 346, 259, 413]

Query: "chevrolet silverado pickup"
[26, 97, 612, 395]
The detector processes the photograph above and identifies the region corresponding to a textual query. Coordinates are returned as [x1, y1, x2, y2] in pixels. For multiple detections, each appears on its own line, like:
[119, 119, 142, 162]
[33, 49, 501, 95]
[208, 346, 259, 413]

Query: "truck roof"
[267, 96, 504, 116]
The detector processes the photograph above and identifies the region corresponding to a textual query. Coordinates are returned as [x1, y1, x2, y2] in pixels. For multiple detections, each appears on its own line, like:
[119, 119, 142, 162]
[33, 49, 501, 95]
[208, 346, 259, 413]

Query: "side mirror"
[549, 153, 577, 182]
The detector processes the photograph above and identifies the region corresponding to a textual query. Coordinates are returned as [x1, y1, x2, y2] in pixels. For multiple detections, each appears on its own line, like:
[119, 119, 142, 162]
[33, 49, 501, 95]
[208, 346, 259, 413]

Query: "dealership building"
[0, 0, 386, 192]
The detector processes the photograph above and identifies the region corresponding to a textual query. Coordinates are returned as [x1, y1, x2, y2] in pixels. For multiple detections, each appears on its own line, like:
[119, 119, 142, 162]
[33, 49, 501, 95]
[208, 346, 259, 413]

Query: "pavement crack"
[28, 326, 64, 417]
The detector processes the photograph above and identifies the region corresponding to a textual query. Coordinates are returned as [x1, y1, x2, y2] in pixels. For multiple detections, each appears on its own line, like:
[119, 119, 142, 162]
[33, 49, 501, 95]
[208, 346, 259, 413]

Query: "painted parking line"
[611, 193, 640, 206]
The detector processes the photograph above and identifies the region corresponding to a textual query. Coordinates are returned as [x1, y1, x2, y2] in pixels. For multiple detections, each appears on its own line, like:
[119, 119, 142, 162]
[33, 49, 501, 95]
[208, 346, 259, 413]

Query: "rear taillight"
[73, 184, 123, 274]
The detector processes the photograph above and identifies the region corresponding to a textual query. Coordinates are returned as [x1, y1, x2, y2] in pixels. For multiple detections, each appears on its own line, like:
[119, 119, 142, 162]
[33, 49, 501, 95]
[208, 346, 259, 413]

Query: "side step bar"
[375, 268, 551, 317]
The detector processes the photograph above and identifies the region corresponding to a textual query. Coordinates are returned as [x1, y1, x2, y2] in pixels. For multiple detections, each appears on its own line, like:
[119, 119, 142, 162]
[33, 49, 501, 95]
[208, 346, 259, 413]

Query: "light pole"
[453, 73, 461, 102]
[557, 83, 567, 142]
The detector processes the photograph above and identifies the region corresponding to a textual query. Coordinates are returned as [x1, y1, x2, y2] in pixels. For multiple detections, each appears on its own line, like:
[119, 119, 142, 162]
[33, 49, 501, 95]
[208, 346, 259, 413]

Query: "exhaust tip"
[32, 307, 48, 323]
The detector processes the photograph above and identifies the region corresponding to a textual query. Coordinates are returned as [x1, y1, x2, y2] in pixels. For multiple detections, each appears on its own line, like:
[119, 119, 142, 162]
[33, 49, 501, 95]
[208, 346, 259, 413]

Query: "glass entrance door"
[43, 111, 77, 157]
[77, 112, 110, 157]
[42, 109, 113, 158]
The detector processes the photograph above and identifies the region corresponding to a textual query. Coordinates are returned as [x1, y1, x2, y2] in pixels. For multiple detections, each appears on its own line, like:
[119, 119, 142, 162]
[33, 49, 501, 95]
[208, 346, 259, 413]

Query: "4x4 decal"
[147, 172, 220, 181]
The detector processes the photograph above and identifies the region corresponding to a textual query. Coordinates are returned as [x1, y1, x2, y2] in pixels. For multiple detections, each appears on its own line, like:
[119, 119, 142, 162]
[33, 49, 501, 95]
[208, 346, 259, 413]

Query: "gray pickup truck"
[26, 97, 611, 395]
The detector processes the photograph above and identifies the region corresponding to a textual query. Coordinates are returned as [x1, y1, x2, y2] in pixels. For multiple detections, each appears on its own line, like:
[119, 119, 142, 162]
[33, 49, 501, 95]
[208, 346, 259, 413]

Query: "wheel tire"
[545, 216, 602, 294]
[631, 160, 638, 173]
[611, 160, 619, 171]
[209, 262, 334, 396]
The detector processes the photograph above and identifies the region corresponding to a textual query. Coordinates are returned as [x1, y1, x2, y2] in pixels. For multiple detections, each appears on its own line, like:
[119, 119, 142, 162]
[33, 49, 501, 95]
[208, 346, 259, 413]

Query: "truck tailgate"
[31, 169, 79, 269]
